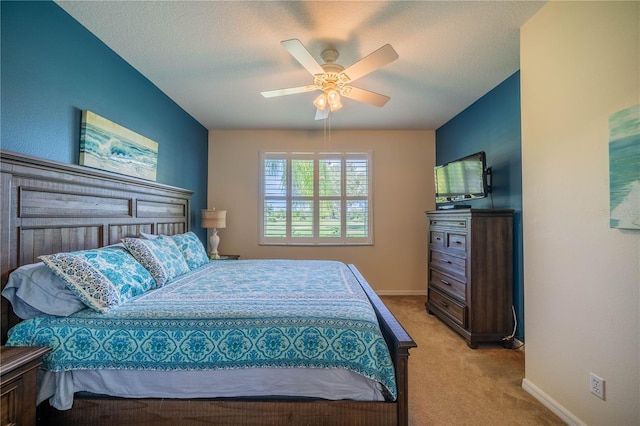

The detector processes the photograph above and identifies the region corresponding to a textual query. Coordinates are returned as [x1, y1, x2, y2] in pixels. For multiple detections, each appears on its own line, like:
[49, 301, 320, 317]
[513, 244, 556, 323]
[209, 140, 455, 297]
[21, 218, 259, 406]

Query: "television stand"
[425, 209, 514, 348]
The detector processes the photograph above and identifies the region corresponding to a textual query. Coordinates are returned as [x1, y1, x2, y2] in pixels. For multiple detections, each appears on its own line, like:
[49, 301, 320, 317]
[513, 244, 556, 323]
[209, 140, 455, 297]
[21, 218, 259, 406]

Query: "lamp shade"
[327, 89, 342, 111]
[313, 93, 327, 109]
[201, 209, 226, 229]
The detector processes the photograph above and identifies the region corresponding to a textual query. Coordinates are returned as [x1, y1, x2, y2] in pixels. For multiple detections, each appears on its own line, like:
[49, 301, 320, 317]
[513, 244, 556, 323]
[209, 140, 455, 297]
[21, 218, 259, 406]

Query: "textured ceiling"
[55, 1, 545, 130]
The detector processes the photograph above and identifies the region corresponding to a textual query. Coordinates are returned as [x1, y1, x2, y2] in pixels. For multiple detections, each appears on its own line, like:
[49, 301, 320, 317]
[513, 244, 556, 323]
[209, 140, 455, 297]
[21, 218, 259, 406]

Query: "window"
[260, 151, 373, 245]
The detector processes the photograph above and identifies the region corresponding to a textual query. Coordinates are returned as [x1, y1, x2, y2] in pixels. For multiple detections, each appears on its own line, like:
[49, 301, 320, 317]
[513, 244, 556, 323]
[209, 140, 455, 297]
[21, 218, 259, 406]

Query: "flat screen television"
[434, 151, 490, 205]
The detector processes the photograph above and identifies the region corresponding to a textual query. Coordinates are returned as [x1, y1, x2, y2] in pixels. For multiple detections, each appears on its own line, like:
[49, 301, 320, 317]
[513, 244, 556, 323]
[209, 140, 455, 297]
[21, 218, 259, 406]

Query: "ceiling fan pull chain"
[328, 112, 332, 147]
[323, 114, 327, 148]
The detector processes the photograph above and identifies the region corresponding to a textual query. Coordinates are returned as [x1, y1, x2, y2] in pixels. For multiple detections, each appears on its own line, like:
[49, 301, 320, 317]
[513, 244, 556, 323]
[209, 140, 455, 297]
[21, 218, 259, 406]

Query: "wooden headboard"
[1, 150, 194, 343]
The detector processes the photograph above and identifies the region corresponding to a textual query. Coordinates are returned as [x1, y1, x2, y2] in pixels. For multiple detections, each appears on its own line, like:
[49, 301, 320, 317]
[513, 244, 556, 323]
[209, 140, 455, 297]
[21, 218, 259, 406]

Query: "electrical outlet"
[590, 372, 605, 400]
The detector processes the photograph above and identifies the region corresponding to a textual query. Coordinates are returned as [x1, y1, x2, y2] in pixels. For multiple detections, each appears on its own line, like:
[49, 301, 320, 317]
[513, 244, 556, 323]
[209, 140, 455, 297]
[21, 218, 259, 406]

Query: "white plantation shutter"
[263, 158, 287, 237]
[345, 157, 369, 238]
[260, 151, 373, 245]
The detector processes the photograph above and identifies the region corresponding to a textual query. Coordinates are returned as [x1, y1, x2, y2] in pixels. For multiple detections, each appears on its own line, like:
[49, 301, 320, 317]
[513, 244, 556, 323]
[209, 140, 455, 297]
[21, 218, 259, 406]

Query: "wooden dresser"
[425, 209, 514, 348]
[1, 346, 50, 426]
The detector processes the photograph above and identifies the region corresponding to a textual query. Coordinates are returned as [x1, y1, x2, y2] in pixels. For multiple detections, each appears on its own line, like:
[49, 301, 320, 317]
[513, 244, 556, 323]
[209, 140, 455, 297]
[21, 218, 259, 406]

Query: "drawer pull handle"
[440, 279, 451, 286]
[455, 241, 462, 244]
[458, 222, 465, 226]
[443, 260, 452, 264]
[439, 301, 449, 308]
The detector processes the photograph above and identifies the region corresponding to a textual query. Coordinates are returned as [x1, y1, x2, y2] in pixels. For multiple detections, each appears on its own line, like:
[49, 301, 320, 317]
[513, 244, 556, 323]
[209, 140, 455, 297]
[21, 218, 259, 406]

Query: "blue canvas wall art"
[80, 110, 158, 181]
[609, 104, 640, 230]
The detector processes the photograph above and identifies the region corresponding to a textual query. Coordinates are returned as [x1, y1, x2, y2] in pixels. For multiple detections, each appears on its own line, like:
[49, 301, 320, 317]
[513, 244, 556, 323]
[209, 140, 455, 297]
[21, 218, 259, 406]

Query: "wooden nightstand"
[212, 254, 240, 260]
[1, 346, 51, 426]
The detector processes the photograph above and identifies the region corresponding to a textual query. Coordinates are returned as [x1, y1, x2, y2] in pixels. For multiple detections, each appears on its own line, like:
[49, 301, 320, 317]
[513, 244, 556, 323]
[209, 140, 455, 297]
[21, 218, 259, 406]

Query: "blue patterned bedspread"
[6, 260, 396, 399]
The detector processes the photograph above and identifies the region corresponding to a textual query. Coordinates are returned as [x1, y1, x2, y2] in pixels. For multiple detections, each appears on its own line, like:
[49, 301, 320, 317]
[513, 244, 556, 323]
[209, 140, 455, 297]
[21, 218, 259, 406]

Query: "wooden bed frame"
[1, 150, 416, 426]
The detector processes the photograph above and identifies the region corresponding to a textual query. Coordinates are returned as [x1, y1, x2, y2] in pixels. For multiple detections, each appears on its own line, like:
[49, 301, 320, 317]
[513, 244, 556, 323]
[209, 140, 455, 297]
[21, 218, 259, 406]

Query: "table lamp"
[201, 209, 226, 259]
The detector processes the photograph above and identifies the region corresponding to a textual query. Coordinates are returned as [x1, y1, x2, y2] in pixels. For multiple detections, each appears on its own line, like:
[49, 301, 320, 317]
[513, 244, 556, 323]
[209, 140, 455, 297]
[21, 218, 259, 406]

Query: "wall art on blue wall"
[80, 110, 158, 181]
[609, 104, 639, 230]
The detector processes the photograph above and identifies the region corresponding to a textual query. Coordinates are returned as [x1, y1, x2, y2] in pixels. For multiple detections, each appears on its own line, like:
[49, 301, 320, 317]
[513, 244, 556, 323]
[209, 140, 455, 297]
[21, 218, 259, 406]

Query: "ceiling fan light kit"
[314, 87, 342, 112]
[261, 39, 398, 120]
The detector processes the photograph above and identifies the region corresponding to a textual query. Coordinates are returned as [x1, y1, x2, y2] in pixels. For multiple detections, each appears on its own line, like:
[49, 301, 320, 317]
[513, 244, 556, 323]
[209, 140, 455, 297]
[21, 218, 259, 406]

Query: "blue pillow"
[122, 236, 190, 286]
[39, 246, 156, 313]
[1, 262, 87, 319]
[171, 232, 210, 270]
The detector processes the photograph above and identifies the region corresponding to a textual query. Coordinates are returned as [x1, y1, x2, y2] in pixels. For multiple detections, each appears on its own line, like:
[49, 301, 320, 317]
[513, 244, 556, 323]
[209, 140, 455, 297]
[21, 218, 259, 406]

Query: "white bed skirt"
[39, 368, 385, 410]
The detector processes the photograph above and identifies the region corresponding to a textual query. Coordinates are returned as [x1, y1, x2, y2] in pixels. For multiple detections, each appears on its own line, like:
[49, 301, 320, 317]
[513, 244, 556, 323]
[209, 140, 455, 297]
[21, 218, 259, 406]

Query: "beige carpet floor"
[380, 296, 564, 426]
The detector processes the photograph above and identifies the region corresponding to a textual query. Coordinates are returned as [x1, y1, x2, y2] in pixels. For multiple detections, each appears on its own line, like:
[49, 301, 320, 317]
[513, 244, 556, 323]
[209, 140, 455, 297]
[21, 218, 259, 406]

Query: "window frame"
[259, 150, 374, 246]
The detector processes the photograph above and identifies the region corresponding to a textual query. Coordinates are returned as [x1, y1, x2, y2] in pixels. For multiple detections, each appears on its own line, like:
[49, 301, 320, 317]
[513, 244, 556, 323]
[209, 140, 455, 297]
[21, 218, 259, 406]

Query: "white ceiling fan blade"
[341, 44, 398, 83]
[341, 86, 390, 107]
[281, 39, 325, 76]
[261, 85, 317, 98]
[315, 106, 329, 120]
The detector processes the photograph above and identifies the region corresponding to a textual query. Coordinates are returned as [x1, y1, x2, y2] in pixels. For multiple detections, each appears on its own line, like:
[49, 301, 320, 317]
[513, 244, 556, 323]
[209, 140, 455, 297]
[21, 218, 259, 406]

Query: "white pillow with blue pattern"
[122, 236, 190, 286]
[170, 232, 210, 270]
[39, 246, 156, 313]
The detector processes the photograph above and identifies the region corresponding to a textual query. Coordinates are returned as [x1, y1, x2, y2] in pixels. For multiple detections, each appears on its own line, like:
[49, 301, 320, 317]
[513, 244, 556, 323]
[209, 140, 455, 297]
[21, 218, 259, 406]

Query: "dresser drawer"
[430, 231, 445, 247]
[429, 288, 467, 327]
[429, 218, 468, 230]
[430, 250, 466, 277]
[429, 268, 466, 302]
[447, 232, 467, 252]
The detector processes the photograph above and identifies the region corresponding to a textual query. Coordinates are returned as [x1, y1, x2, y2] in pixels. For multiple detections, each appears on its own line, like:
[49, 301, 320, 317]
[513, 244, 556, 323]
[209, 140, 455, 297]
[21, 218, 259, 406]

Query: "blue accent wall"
[436, 72, 524, 341]
[1, 1, 208, 240]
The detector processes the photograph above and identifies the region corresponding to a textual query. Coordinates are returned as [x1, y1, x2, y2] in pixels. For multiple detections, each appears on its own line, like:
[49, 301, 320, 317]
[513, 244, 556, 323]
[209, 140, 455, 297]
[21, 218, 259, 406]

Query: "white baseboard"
[522, 378, 585, 426]
[375, 290, 425, 296]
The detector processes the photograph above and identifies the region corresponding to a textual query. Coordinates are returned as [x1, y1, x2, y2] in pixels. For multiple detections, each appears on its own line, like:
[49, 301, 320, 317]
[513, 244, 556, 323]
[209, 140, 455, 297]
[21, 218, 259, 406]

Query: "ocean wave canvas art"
[609, 104, 640, 230]
[80, 110, 158, 181]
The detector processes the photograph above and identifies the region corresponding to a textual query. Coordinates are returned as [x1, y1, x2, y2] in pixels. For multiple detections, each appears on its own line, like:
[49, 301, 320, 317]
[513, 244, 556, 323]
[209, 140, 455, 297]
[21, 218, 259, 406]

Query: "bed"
[0, 150, 416, 426]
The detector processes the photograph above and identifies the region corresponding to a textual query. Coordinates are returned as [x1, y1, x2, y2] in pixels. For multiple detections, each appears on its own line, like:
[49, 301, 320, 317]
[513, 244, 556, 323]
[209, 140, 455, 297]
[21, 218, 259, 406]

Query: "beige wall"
[521, 2, 639, 425]
[208, 129, 435, 294]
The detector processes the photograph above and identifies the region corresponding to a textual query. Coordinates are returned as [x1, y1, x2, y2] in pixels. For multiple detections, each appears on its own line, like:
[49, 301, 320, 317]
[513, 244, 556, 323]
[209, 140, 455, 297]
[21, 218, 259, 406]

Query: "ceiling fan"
[261, 39, 399, 120]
